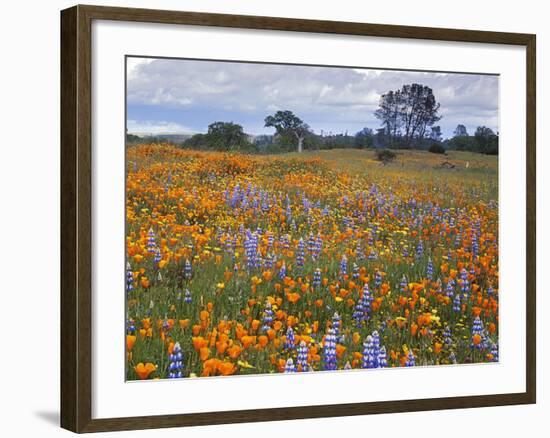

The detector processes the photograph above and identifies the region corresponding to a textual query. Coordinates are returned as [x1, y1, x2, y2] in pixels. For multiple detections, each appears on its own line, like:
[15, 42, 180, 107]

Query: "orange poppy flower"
[126, 335, 136, 351]
[227, 344, 243, 359]
[200, 346, 211, 361]
[134, 362, 157, 380]
[192, 336, 208, 351]
[336, 344, 346, 359]
[286, 292, 301, 303]
[258, 335, 269, 348]
[218, 361, 236, 376]
[241, 335, 256, 349]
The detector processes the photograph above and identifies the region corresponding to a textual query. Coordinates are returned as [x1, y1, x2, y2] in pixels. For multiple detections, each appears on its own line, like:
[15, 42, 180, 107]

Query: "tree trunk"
[297, 137, 303, 153]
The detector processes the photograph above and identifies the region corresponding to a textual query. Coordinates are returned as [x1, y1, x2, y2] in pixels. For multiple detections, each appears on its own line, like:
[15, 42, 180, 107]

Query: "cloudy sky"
[127, 57, 499, 139]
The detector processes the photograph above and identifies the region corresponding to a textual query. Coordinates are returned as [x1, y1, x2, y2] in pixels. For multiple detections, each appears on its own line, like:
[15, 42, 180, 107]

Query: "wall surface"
[0, 0, 546, 436]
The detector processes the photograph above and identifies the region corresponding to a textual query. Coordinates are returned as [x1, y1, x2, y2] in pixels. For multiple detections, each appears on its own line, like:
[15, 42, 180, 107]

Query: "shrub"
[375, 148, 396, 164]
[429, 143, 446, 154]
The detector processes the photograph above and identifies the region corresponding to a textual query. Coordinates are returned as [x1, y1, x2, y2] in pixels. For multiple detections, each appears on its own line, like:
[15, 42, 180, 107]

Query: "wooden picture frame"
[61, 4, 536, 433]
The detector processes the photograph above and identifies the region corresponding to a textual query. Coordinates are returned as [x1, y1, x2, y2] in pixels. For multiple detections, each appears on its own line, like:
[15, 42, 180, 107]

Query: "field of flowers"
[125, 144, 499, 380]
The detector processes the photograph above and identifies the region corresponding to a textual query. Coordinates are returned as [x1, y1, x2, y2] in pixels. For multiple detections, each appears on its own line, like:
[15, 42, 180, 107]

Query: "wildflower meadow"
[125, 145, 499, 380]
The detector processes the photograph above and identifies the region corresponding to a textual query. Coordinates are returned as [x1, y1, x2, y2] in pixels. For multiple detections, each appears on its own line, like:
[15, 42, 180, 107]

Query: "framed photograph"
[60, 4, 536, 433]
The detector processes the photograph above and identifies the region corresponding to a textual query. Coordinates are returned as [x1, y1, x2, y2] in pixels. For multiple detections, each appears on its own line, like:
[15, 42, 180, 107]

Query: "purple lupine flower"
[356, 240, 365, 260]
[443, 326, 452, 346]
[314, 234, 323, 259]
[452, 293, 461, 312]
[352, 284, 372, 327]
[471, 316, 484, 349]
[323, 328, 337, 370]
[378, 346, 388, 368]
[126, 262, 134, 293]
[297, 341, 309, 372]
[352, 263, 360, 280]
[127, 318, 136, 334]
[286, 203, 292, 224]
[445, 279, 455, 298]
[281, 234, 290, 250]
[245, 232, 259, 269]
[313, 268, 322, 289]
[361, 334, 379, 369]
[472, 232, 479, 256]
[184, 259, 192, 280]
[460, 268, 469, 295]
[427, 257, 434, 280]
[264, 253, 275, 270]
[168, 342, 184, 378]
[261, 300, 274, 332]
[405, 349, 416, 367]
[284, 326, 295, 350]
[279, 262, 287, 280]
[284, 358, 296, 373]
[184, 288, 192, 304]
[307, 233, 316, 254]
[339, 255, 348, 277]
[332, 312, 341, 338]
[154, 248, 162, 266]
[416, 240, 424, 259]
[374, 270, 382, 288]
[147, 227, 157, 254]
[296, 238, 305, 268]
[225, 234, 236, 254]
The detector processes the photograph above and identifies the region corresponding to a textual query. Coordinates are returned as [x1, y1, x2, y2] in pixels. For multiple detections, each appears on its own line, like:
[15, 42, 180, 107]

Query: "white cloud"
[126, 57, 499, 136]
[126, 58, 154, 80]
[127, 119, 194, 135]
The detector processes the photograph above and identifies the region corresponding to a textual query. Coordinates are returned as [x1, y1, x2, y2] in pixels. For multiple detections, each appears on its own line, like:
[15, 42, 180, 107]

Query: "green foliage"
[354, 127, 374, 149]
[375, 83, 441, 148]
[446, 135, 476, 152]
[183, 122, 256, 152]
[428, 143, 446, 154]
[126, 133, 142, 144]
[446, 126, 498, 155]
[265, 110, 311, 152]
[474, 126, 499, 155]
